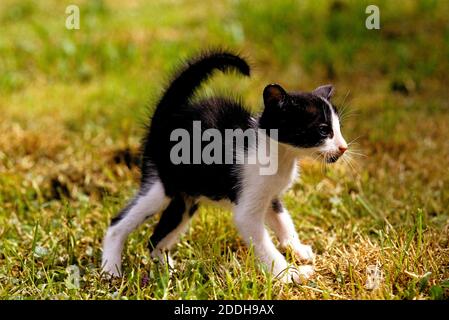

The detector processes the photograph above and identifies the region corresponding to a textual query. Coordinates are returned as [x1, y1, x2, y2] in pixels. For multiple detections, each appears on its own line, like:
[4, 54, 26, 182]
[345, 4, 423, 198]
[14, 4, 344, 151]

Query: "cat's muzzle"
[322, 152, 343, 163]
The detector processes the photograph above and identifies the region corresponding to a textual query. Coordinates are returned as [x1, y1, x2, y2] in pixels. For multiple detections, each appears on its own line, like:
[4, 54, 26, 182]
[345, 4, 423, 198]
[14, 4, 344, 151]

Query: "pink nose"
[339, 146, 347, 154]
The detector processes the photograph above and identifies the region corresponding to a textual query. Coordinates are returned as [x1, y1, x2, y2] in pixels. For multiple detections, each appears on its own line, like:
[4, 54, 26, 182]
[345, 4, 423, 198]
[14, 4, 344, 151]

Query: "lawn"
[0, 0, 448, 299]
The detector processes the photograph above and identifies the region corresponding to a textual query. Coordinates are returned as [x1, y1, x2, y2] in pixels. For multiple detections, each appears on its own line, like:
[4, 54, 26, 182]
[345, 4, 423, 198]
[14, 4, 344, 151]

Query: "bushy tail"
[154, 50, 250, 115]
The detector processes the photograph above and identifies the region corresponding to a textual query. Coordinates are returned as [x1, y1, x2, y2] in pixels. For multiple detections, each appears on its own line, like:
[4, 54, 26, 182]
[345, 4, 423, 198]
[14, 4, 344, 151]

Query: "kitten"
[101, 50, 348, 283]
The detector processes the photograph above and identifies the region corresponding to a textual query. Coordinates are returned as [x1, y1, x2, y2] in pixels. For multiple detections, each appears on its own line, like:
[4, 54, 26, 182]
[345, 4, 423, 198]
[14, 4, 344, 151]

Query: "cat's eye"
[318, 124, 330, 137]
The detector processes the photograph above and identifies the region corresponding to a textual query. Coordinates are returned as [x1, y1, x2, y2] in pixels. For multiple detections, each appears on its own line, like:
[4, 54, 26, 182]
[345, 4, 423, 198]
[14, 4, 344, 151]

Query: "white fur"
[101, 136, 315, 283]
[232, 139, 314, 283]
[227, 114, 348, 281]
[265, 204, 315, 262]
[101, 106, 346, 282]
[320, 98, 348, 154]
[150, 200, 195, 269]
[102, 180, 169, 276]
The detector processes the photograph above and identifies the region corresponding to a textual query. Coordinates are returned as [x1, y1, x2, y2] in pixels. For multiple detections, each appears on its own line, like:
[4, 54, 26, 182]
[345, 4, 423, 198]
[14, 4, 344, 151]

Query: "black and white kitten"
[102, 50, 348, 283]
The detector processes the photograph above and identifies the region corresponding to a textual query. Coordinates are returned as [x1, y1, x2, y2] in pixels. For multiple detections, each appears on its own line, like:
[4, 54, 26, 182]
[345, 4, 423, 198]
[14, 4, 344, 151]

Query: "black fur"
[141, 50, 252, 202]
[271, 198, 283, 213]
[259, 84, 337, 148]
[148, 194, 186, 250]
[111, 49, 340, 252]
[188, 203, 199, 217]
[111, 197, 138, 226]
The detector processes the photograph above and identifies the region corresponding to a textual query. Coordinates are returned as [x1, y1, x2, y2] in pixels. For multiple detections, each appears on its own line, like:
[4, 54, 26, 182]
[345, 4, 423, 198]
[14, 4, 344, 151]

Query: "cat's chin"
[326, 156, 339, 163]
[322, 152, 342, 163]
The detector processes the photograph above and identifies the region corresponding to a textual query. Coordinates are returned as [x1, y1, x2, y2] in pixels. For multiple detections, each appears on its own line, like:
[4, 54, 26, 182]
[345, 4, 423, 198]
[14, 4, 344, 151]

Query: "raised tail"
[154, 49, 250, 115]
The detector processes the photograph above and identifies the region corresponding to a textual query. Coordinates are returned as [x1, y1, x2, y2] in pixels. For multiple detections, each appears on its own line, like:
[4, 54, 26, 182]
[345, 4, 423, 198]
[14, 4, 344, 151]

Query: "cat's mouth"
[326, 154, 340, 163]
[320, 152, 342, 163]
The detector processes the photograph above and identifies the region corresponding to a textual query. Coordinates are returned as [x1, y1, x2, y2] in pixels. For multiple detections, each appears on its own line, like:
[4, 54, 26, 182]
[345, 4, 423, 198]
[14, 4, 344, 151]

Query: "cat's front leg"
[266, 198, 315, 263]
[233, 196, 313, 283]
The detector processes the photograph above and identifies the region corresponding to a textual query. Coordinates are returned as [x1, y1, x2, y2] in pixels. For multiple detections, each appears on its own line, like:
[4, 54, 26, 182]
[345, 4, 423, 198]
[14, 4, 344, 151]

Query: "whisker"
[338, 106, 358, 125]
[310, 150, 322, 162]
[340, 107, 360, 119]
[346, 146, 365, 153]
[337, 90, 351, 118]
[347, 146, 363, 153]
[347, 135, 363, 145]
[323, 153, 330, 175]
[340, 90, 351, 109]
[341, 155, 357, 179]
[345, 154, 359, 173]
[346, 150, 367, 158]
[339, 110, 359, 122]
[320, 153, 326, 176]
[342, 156, 353, 175]
[312, 154, 322, 162]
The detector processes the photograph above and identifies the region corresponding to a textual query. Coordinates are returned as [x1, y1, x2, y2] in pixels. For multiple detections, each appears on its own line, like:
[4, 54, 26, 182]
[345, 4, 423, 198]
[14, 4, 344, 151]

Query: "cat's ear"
[263, 84, 287, 108]
[313, 84, 334, 100]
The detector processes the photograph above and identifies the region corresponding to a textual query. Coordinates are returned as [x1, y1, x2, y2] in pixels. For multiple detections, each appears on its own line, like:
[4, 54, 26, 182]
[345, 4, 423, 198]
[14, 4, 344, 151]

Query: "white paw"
[292, 244, 315, 263]
[279, 265, 314, 284]
[295, 265, 315, 281]
[101, 260, 122, 278]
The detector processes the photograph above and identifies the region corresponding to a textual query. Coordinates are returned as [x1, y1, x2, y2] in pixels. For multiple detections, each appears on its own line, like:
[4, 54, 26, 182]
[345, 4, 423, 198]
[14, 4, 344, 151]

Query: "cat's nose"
[338, 146, 347, 154]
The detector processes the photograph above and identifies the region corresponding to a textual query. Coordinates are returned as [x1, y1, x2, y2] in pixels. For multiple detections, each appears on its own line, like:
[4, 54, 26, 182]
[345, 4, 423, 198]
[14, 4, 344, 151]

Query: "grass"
[0, 0, 448, 299]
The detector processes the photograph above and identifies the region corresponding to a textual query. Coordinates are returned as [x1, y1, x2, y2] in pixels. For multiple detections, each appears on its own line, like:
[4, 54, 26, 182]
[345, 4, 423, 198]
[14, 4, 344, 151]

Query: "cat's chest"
[243, 161, 298, 196]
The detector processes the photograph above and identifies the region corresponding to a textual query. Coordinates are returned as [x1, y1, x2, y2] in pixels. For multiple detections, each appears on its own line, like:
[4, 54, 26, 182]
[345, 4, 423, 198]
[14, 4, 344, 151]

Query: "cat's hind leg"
[148, 195, 197, 268]
[102, 179, 170, 277]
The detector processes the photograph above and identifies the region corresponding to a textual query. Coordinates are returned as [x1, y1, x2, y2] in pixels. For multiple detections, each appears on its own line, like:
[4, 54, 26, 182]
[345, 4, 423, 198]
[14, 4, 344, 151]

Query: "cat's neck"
[276, 141, 300, 164]
[257, 130, 300, 176]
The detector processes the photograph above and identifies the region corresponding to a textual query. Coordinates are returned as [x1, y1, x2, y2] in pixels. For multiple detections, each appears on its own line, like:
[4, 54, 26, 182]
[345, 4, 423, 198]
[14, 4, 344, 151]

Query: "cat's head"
[259, 83, 348, 163]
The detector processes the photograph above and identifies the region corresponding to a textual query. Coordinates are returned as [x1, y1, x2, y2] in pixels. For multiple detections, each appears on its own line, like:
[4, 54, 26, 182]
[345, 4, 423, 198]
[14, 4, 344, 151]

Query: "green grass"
[1, 0, 448, 299]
